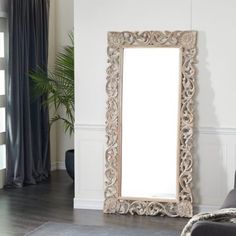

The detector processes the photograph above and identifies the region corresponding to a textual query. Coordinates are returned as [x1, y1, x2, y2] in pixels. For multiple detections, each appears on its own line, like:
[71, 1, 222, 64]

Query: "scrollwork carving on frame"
[104, 31, 197, 218]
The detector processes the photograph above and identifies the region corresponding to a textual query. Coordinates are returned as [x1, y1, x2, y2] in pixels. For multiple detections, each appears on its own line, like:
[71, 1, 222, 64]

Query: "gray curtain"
[6, 0, 50, 187]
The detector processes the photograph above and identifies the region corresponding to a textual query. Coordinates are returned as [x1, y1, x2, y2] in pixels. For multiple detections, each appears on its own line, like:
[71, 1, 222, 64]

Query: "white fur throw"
[181, 208, 236, 236]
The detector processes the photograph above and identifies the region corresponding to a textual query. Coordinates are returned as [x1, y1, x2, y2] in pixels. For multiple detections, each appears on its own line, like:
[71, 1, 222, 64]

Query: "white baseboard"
[51, 161, 66, 171]
[194, 204, 220, 214]
[74, 198, 104, 210]
[56, 161, 66, 170]
[73, 198, 219, 213]
[51, 162, 57, 171]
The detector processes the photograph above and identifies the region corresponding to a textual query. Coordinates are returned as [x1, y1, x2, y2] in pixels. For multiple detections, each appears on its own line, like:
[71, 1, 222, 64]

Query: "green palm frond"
[29, 33, 74, 135]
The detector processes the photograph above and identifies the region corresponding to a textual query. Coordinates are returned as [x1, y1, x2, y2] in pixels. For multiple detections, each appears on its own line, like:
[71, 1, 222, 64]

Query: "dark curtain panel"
[6, 0, 50, 187]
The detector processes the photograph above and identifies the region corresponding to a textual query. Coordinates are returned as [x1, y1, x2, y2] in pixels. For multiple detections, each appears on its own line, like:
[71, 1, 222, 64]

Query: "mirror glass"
[121, 47, 181, 200]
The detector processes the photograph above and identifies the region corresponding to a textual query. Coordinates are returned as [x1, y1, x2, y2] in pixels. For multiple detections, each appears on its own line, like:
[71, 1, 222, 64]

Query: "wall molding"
[51, 161, 66, 171]
[194, 204, 220, 214]
[56, 161, 66, 170]
[73, 197, 219, 213]
[74, 198, 104, 210]
[74, 123, 105, 132]
[197, 127, 236, 135]
[51, 162, 57, 171]
[75, 124, 236, 136]
[73, 124, 236, 211]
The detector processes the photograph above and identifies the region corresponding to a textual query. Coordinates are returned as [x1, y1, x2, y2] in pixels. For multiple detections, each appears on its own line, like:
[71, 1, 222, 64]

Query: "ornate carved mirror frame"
[104, 31, 197, 218]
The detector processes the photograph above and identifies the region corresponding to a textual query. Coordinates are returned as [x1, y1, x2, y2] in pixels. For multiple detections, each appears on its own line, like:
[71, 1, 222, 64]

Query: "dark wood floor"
[0, 170, 188, 236]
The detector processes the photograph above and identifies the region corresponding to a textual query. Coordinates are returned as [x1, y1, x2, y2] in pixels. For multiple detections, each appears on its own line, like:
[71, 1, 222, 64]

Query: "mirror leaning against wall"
[104, 31, 197, 218]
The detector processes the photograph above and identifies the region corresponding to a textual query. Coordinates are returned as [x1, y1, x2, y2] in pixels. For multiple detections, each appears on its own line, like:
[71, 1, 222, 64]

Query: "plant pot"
[65, 149, 74, 180]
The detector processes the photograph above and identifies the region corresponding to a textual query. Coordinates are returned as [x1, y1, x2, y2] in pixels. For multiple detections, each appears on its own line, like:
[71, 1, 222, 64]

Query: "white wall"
[55, 0, 74, 169]
[192, 0, 236, 211]
[48, 0, 74, 170]
[74, 0, 236, 212]
[55, 0, 74, 48]
[48, 0, 57, 170]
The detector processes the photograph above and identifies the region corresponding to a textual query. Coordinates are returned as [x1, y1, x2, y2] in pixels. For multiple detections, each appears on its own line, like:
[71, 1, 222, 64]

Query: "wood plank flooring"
[0, 170, 188, 236]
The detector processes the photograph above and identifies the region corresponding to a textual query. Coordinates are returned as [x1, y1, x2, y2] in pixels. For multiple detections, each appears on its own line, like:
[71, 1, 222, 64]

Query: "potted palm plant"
[30, 33, 74, 179]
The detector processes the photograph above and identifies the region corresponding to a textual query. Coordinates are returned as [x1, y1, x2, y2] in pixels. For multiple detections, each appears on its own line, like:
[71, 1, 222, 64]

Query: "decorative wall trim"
[74, 123, 105, 131]
[73, 124, 236, 211]
[196, 127, 236, 135]
[74, 198, 104, 210]
[195, 128, 236, 210]
[75, 124, 236, 136]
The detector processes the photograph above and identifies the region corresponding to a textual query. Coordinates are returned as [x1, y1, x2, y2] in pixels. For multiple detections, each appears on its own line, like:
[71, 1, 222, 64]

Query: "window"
[0, 17, 7, 170]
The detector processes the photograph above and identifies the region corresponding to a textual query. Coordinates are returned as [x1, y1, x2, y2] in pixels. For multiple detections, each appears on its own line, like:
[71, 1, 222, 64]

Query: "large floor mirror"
[104, 31, 197, 217]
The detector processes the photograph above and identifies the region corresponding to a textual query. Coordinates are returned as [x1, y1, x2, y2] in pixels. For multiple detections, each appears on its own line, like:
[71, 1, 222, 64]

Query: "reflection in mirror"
[104, 31, 197, 218]
[121, 48, 181, 200]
